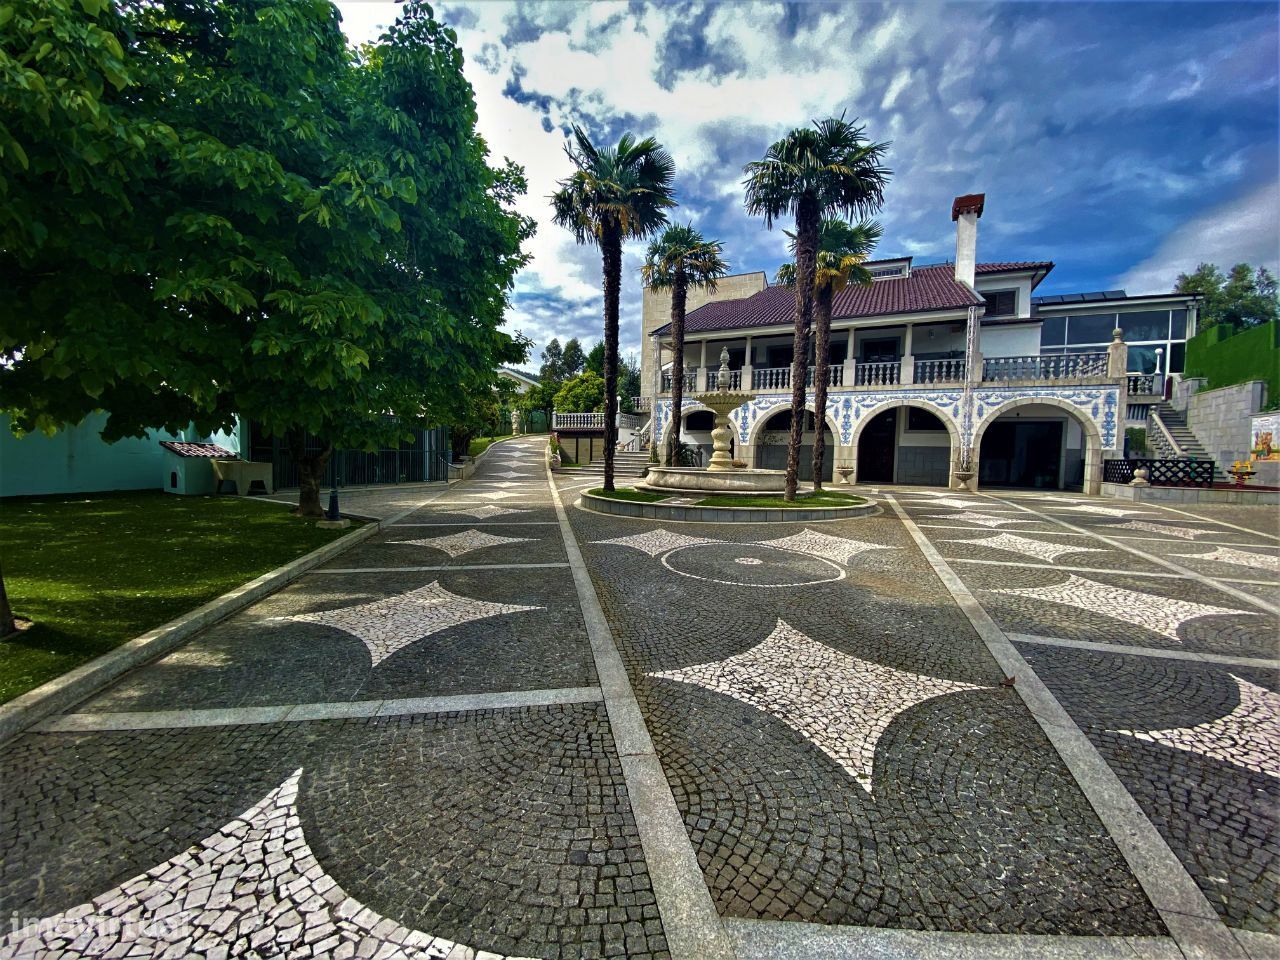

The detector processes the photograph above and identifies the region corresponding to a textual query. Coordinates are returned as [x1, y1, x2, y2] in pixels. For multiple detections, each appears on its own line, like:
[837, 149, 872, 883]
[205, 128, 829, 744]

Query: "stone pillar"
[842, 334, 857, 387]
[1106, 327, 1127, 378]
[743, 336, 755, 391]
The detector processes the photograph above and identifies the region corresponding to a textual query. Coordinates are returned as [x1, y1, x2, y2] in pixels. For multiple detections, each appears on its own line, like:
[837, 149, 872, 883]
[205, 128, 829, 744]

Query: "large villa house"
[637, 194, 1199, 493]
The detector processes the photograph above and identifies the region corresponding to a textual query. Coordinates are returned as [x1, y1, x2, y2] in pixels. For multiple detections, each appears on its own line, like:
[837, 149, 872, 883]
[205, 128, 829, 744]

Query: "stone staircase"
[1148, 402, 1221, 477]
[569, 451, 653, 480]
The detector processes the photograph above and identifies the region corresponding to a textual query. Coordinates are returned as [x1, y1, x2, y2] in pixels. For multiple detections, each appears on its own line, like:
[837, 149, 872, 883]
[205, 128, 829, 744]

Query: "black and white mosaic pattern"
[397, 529, 534, 559]
[591, 529, 712, 557]
[989, 573, 1255, 642]
[941, 532, 1107, 564]
[757, 529, 896, 566]
[282, 581, 541, 666]
[0, 770, 535, 960]
[923, 512, 1029, 528]
[1113, 674, 1280, 779]
[1107, 519, 1211, 540]
[1172, 546, 1280, 574]
[648, 620, 985, 792]
[441, 505, 530, 520]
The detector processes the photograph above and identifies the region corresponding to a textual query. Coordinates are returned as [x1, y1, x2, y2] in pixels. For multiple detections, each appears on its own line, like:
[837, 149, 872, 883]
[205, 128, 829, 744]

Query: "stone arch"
[744, 402, 842, 450]
[656, 399, 708, 447]
[845, 399, 962, 488]
[972, 396, 1105, 494]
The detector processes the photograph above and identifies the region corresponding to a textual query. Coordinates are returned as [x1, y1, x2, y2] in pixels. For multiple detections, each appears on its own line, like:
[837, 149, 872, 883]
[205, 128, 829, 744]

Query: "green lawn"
[695, 490, 868, 508]
[468, 434, 514, 457]
[0, 492, 354, 704]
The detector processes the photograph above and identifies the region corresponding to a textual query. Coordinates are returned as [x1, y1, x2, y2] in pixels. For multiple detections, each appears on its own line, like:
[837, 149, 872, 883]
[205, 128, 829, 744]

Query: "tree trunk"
[785, 198, 820, 501]
[668, 271, 688, 465]
[0, 559, 16, 639]
[289, 433, 334, 518]
[811, 284, 834, 491]
[600, 227, 623, 492]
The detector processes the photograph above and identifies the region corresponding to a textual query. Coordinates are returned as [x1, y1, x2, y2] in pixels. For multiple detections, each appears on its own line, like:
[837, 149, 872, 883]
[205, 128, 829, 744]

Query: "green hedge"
[1183, 321, 1279, 404]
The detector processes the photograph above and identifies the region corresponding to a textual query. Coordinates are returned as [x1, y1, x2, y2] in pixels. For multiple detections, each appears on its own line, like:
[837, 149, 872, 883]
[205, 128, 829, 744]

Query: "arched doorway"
[752, 408, 835, 482]
[975, 401, 1101, 491]
[854, 405, 953, 485]
[679, 409, 717, 464]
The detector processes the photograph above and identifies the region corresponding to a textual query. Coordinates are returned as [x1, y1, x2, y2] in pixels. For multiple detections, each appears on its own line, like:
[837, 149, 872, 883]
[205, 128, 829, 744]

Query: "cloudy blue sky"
[335, 1, 1279, 365]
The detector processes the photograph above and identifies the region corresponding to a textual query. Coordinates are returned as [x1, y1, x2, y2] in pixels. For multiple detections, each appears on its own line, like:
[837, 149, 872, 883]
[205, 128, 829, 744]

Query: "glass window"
[1170, 309, 1189, 339]
[1127, 344, 1160, 374]
[1066, 314, 1117, 344]
[983, 289, 1017, 316]
[1040, 316, 1066, 345]
[1168, 342, 1185, 373]
[1118, 310, 1170, 342]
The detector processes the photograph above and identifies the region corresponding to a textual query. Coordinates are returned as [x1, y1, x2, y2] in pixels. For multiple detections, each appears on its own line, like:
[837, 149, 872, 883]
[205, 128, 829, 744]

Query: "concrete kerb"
[0, 519, 382, 747]
[578, 490, 879, 524]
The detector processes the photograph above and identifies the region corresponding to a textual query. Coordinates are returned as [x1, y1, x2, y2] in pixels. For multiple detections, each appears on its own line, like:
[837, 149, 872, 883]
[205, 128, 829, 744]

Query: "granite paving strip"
[311, 563, 570, 573]
[886, 494, 1247, 960]
[546, 458, 736, 960]
[724, 918, 1181, 960]
[1007, 633, 1280, 670]
[37, 686, 604, 731]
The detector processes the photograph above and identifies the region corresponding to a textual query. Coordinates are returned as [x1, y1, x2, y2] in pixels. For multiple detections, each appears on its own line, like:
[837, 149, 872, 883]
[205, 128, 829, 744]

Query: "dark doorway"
[755, 409, 834, 482]
[860, 338, 900, 363]
[857, 409, 897, 482]
[979, 420, 1064, 488]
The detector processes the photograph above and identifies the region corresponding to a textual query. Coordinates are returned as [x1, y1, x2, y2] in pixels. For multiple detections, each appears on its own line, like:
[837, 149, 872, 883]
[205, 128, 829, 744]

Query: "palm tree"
[551, 126, 675, 491]
[743, 116, 890, 500]
[776, 218, 883, 488]
[641, 224, 730, 465]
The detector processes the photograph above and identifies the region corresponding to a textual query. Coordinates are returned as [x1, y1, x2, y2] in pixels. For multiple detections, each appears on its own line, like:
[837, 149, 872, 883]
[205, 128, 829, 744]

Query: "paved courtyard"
[2, 435, 1276, 959]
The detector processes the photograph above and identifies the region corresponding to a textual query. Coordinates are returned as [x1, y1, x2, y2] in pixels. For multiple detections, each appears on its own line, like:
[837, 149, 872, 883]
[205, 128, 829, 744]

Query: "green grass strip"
[0, 492, 354, 704]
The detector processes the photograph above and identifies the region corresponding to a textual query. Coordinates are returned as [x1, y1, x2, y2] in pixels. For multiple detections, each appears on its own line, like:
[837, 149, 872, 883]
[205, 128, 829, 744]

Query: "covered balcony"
[652, 320, 1123, 398]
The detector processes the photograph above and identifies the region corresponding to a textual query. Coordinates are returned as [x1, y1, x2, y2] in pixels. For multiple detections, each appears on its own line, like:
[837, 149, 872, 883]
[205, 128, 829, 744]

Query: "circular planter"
[579, 491, 878, 524]
[640, 465, 786, 496]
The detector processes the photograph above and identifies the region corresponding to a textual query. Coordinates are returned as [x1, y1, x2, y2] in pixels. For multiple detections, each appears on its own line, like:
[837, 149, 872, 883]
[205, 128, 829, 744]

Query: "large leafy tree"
[776, 218, 882, 488]
[553, 371, 606, 413]
[642, 224, 729, 463]
[743, 117, 889, 499]
[1175, 262, 1278, 332]
[551, 126, 675, 491]
[1, 0, 533, 523]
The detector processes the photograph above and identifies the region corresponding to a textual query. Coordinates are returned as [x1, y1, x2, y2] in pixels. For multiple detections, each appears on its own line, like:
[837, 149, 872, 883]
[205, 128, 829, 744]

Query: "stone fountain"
[641, 348, 786, 495]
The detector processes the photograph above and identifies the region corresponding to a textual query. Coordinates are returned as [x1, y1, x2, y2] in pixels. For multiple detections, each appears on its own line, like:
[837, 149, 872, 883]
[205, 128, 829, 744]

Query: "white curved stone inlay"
[447, 505, 529, 519]
[758, 529, 896, 566]
[925, 512, 1029, 528]
[1059, 504, 1154, 518]
[944, 533, 1108, 564]
[1108, 520, 1208, 540]
[0, 771, 533, 960]
[648, 620, 984, 792]
[398, 530, 533, 559]
[989, 574, 1253, 641]
[285, 582, 541, 666]
[591, 528, 716, 557]
[1113, 675, 1280, 779]
[1172, 546, 1280, 574]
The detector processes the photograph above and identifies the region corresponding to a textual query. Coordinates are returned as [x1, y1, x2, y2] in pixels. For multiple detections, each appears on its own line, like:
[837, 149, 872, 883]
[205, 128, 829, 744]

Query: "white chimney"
[952, 193, 984, 289]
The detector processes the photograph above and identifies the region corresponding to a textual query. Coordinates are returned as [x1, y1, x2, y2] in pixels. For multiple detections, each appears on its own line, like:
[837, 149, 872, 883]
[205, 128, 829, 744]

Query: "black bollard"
[326, 484, 340, 521]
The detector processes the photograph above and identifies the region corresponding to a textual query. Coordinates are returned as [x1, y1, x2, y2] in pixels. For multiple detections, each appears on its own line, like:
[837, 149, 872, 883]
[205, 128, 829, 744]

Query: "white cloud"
[1117, 180, 1280, 293]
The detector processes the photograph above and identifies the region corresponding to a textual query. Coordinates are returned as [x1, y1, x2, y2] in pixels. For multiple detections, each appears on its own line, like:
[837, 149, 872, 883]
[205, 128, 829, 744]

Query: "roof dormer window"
[864, 257, 912, 281]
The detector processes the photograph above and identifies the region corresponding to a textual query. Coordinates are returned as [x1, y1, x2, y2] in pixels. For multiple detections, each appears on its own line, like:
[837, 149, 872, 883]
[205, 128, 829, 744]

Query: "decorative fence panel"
[1103, 458, 1215, 488]
[853, 361, 900, 387]
[552, 412, 607, 430]
[914, 358, 965, 384]
[661, 371, 697, 392]
[983, 353, 1108, 381]
[248, 422, 449, 490]
[753, 367, 791, 391]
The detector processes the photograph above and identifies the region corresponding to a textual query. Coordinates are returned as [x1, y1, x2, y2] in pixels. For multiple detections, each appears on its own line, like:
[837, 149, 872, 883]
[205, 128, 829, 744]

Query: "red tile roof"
[159, 441, 236, 458]
[976, 261, 1054, 274]
[661, 264, 985, 336]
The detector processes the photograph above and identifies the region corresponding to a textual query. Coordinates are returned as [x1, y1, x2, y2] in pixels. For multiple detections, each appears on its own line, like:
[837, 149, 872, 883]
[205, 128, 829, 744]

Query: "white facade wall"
[979, 323, 1041, 357]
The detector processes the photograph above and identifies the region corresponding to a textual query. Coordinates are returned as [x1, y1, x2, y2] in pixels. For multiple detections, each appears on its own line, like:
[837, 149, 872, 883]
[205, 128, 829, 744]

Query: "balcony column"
[695, 340, 708, 392]
[743, 336, 755, 390]
[842, 334, 856, 388]
[1107, 327, 1128, 378]
[899, 324, 915, 385]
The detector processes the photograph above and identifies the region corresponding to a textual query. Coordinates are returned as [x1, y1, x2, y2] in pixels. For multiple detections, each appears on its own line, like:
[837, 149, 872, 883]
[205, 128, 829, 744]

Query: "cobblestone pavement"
[3, 440, 1277, 959]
